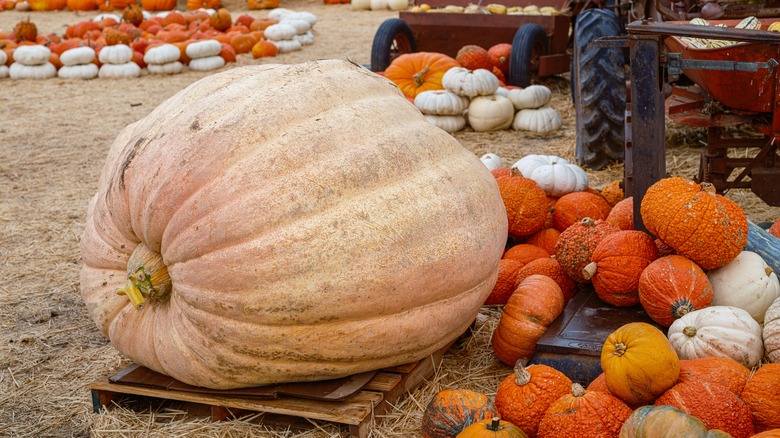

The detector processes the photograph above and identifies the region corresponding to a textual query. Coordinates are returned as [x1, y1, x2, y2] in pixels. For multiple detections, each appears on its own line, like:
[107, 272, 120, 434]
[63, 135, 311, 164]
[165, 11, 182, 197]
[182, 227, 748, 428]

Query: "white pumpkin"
[98, 44, 133, 65]
[480, 153, 504, 171]
[284, 11, 317, 26]
[279, 18, 311, 34]
[511, 155, 588, 197]
[667, 305, 764, 369]
[467, 95, 514, 132]
[185, 40, 222, 59]
[507, 85, 552, 110]
[294, 31, 315, 46]
[12, 45, 51, 66]
[0, 65, 8, 79]
[512, 106, 563, 133]
[708, 251, 780, 323]
[188, 55, 225, 72]
[0, 49, 7, 66]
[424, 114, 466, 133]
[98, 62, 141, 78]
[58, 63, 99, 79]
[442, 67, 500, 98]
[144, 44, 181, 65]
[414, 90, 469, 116]
[264, 23, 298, 41]
[370, 0, 388, 9]
[60, 46, 96, 66]
[9, 62, 56, 79]
[494, 86, 509, 97]
[387, 0, 409, 10]
[764, 296, 780, 362]
[352, 0, 371, 10]
[267, 7, 294, 21]
[147, 61, 183, 75]
[269, 39, 302, 53]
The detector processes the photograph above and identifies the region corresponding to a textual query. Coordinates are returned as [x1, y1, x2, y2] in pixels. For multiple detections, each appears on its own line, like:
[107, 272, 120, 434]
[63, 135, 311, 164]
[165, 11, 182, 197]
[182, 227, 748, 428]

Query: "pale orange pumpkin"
[79, 60, 508, 390]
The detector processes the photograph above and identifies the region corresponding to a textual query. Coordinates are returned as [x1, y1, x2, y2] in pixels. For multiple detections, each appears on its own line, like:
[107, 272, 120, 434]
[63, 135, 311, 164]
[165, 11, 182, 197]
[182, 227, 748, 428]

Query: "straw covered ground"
[1, 1, 778, 436]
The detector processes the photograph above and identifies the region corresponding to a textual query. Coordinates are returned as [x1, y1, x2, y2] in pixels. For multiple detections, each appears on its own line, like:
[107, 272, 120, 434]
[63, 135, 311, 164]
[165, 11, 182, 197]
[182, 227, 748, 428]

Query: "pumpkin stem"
[487, 417, 502, 431]
[572, 383, 586, 397]
[510, 167, 522, 177]
[613, 342, 627, 357]
[701, 182, 717, 195]
[582, 262, 597, 280]
[766, 266, 773, 277]
[671, 299, 694, 319]
[683, 326, 697, 337]
[412, 65, 430, 88]
[581, 217, 595, 227]
[116, 243, 172, 310]
[514, 361, 531, 386]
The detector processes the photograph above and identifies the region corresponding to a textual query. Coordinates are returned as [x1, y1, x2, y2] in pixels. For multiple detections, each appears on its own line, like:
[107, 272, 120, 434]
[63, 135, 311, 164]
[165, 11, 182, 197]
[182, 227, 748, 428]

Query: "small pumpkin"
[60, 46, 95, 66]
[57, 63, 98, 79]
[513, 257, 576, 303]
[140, 0, 175, 10]
[456, 44, 494, 71]
[600, 180, 624, 207]
[484, 258, 525, 306]
[456, 417, 528, 438]
[765, 296, 780, 362]
[551, 191, 612, 232]
[147, 60, 182, 74]
[121, 3, 144, 26]
[605, 196, 633, 231]
[666, 306, 764, 369]
[512, 155, 588, 197]
[185, 0, 219, 9]
[601, 322, 680, 406]
[263, 23, 297, 41]
[640, 177, 748, 270]
[492, 275, 564, 366]
[9, 61, 56, 79]
[488, 43, 511, 75]
[524, 228, 560, 255]
[98, 43, 133, 64]
[422, 388, 498, 438]
[494, 363, 572, 437]
[537, 383, 633, 438]
[507, 85, 552, 110]
[554, 217, 619, 283]
[185, 39, 222, 59]
[269, 39, 302, 53]
[384, 52, 460, 99]
[638, 255, 714, 327]
[414, 89, 470, 116]
[209, 8, 232, 32]
[707, 251, 780, 324]
[503, 243, 549, 265]
[480, 153, 504, 171]
[467, 95, 514, 132]
[677, 356, 750, 395]
[144, 43, 179, 65]
[496, 170, 549, 238]
[512, 107, 562, 133]
[619, 405, 711, 438]
[247, 0, 279, 8]
[98, 61, 140, 77]
[442, 67, 500, 98]
[12, 44, 50, 65]
[188, 55, 225, 71]
[251, 40, 278, 59]
[741, 363, 780, 432]
[424, 114, 466, 133]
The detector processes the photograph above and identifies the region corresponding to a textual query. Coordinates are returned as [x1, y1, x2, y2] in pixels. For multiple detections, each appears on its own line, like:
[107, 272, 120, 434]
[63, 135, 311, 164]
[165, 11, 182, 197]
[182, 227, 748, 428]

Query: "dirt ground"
[1, 1, 778, 436]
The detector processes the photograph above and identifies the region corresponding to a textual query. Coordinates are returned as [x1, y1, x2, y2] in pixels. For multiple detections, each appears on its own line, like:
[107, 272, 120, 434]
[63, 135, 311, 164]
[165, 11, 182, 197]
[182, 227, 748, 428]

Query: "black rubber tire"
[508, 24, 549, 87]
[573, 9, 627, 170]
[370, 18, 417, 73]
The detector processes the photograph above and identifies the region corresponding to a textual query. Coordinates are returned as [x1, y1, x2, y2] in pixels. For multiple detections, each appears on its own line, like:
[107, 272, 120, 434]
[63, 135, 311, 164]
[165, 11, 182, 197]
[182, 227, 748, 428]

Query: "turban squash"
[79, 60, 508, 389]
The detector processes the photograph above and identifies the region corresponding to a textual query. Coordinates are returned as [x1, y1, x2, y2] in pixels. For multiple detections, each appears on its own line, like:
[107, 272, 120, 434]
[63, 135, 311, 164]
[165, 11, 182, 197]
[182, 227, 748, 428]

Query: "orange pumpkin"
[218, 42, 236, 63]
[524, 228, 560, 255]
[601, 322, 680, 406]
[605, 196, 633, 231]
[251, 40, 277, 58]
[554, 217, 619, 283]
[229, 32, 258, 54]
[770, 219, 780, 239]
[66, 0, 96, 9]
[551, 191, 613, 232]
[638, 255, 713, 327]
[752, 430, 780, 438]
[249, 18, 277, 31]
[495, 363, 572, 438]
[583, 230, 660, 307]
[600, 180, 624, 206]
[503, 244, 549, 265]
[422, 389, 498, 438]
[640, 176, 748, 270]
[536, 383, 633, 438]
[741, 363, 780, 433]
[209, 8, 232, 32]
[456, 44, 494, 71]
[487, 43, 511, 75]
[513, 257, 576, 304]
[492, 275, 564, 366]
[677, 356, 750, 395]
[457, 417, 528, 438]
[97, 0, 132, 11]
[141, 0, 175, 10]
[496, 170, 549, 238]
[655, 381, 754, 438]
[484, 259, 525, 306]
[185, 0, 219, 10]
[383, 51, 461, 99]
[247, 0, 279, 8]
[586, 372, 609, 393]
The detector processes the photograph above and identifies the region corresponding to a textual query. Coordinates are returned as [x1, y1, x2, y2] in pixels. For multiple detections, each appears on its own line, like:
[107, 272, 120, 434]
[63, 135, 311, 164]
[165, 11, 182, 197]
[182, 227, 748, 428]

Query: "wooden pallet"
[90, 345, 448, 437]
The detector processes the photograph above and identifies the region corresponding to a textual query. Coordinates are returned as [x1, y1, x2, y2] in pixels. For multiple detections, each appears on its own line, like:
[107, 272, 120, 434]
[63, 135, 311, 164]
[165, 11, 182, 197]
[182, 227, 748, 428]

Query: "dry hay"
[1, 1, 779, 437]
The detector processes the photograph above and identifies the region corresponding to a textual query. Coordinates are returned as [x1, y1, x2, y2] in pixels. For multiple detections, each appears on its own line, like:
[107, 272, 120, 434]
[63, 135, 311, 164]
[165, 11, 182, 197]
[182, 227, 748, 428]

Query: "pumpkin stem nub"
[487, 417, 501, 431]
[571, 383, 586, 397]
[514, 362, 531, 386]
[116, 243, 172, 310]
[582, 262, 597, 280]
[412, 66, 430, 87]
[683, 326, 697, 337]
[613, 342, 627, 357]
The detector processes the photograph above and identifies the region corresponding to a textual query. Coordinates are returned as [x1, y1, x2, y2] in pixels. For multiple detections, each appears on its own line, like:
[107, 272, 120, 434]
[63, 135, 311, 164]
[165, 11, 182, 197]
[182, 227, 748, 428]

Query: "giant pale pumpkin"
[79, 60, 508, 390]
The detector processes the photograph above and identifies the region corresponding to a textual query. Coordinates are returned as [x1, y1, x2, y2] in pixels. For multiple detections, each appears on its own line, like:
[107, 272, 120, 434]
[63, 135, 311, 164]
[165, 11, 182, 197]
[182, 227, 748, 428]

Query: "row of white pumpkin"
[415, 67, 563, 133]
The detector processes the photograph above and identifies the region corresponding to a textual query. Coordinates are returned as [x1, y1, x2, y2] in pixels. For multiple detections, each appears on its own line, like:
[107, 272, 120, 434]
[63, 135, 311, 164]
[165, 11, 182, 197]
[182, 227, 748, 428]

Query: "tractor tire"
[370, 18, 417, 73]
[508, 24, 549, 87]
[573, 9, 626, 170]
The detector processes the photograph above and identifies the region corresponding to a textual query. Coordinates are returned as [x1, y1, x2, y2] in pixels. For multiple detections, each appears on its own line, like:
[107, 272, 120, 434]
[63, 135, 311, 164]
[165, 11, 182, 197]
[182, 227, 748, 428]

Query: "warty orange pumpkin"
[456, 44, 495, 71]
[484, 258, 525, 306]
[536, 383, 633, 438]
[79, 60, 508, 390]
[496, 170, 549, 238]
[554, 217, 619, 283]
[524, 228, 560, 255]
[383, 51, 460, 99]
[677, 356, 750, 395]
[741, 363, 780, 433]
[422, 388, 498, 438]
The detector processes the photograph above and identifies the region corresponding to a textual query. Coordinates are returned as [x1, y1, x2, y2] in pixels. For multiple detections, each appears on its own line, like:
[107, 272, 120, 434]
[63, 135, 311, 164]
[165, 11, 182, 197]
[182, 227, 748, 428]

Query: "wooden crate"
[90, 345, 448, 437]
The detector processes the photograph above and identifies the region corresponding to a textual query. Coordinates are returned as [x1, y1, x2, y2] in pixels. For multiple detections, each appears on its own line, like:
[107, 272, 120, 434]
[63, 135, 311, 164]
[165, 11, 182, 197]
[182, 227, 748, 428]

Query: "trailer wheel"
[508, 24, 549, 87]
[370, 18, 417, 73]
[573, 9, 626, 170]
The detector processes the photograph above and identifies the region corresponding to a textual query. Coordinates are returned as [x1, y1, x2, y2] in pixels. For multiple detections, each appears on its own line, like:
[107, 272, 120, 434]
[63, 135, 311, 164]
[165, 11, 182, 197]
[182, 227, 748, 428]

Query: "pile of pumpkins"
[423, 152, 780, 437]
[382, 45, 563, 134]
[0, 5, 317, 79]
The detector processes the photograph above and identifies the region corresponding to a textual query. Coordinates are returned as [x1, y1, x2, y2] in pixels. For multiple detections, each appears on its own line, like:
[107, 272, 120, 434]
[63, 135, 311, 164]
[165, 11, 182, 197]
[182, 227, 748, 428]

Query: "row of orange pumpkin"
[2, 0, 281, 12]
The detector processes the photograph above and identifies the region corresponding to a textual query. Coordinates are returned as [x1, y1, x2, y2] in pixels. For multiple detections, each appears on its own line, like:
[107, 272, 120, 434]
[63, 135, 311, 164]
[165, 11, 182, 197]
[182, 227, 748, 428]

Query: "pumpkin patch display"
[707, 250, 780, 324]
[741, 363, 780, 432]
[638, 255, 714, 327]
[640, 176, 748, 270]
[422, 388, 498, 438]
[79, 60, 508, 389]
[384, 52, 460, 99]
[536, 383, 633, 438]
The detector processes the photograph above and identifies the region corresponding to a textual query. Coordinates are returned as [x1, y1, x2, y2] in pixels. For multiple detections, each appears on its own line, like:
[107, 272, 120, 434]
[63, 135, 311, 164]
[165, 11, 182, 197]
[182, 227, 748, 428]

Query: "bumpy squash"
[79, 60, 508, 390]
[677, 356, 750, 395]
[619, 405, 711, 438]
[422, 388, 498, 438]
[741, 363, 780, 433]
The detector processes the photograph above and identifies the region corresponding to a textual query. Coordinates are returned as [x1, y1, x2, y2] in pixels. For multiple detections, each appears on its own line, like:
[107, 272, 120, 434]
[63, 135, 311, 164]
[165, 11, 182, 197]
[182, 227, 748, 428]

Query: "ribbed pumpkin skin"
[497, 174, 549, 238]
[640, 177, 747, 270]
[537, 384, 633, 438]
[384, 51, 461, 99]
[554, 218, 619, 283]
[588, 230, 660, 307]
[422, 388, 498, 438]
[514, 257, 576, 303]
[638, 255, 714, 327]
[655, 381, 755, 438]
[552, 191, 613, 232]
[605, 197, 633, 231]
[751, 429, 780, 437]
[495, 364, 573, 438]
[79, 60, 508, 389]
[619, 405, 710, 438]
[457, 417, 529, 437]
[677, 356, 750, 395]
[741, 363, 780, 433]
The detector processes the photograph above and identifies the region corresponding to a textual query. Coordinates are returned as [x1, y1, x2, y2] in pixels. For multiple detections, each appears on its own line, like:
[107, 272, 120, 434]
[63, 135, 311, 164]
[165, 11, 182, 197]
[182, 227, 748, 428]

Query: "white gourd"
[196, 7, 214, 15]
[0, 49, 8, 65]
[269, 39, 302, 53]
[60, 46, 96, 66]
[494, 86, 509, 97]
[667, 305, 764, 369]
[58, 63, 99, 79]
[370, 0, 388, 10]
[144, 44, 180, 65]
[0, 65, 8, 79]
[764, 296, 780, 362]
[511, 155, 588, 197]
[186, 40, 222, 59]
[147, 61, 183, 75]
[98, 44, 133, 65]
[480, 153, 504, 171]
[707, 251, 780, 324]
[467, 95, 514, 132]
[512, 106, 563, 132]
[268, 7, 295, 21]
[9, 62, 57, 79]
[13, 45, 51, 66]
[93, 13, 121, 22]
[98, 62, 141, 78]
[414, 90, 469, 116]
[442, 67, 500, 97]
[284, 11, 317, 26]
[387, 0, 409, 10]
[424, 114, 466, 133]
[188, 55, 225, 72]
[352, 0, 371, 10]
[279, 18, 311, 34]
[264, 23, 298, 41]
[507, 84, 552, 109]
[294, 31, 315, 46]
